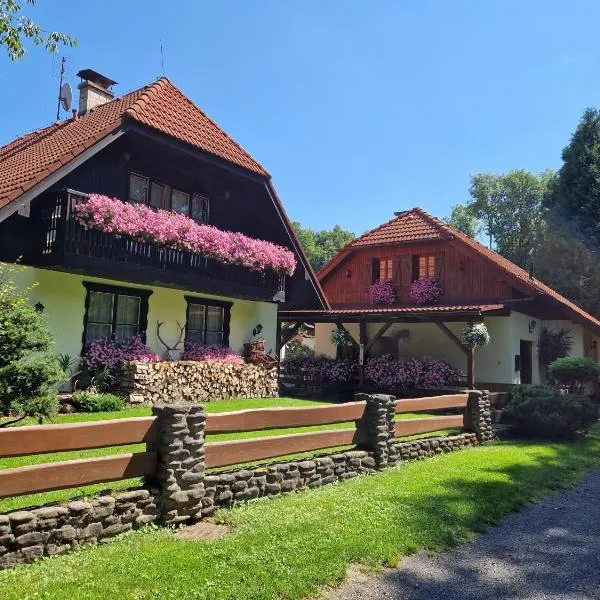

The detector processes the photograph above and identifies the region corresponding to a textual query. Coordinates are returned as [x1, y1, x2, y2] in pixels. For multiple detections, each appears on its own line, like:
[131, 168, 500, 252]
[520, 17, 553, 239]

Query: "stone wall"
[0, 391, 492, 569]
[0, 488, 159, 569]
[120, 360, 279, 404]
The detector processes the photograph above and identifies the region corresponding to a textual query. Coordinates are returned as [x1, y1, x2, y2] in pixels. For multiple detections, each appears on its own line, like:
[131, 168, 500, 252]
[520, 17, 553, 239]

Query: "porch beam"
[365, 322, 393, 353]
[435, 322, 469, 356]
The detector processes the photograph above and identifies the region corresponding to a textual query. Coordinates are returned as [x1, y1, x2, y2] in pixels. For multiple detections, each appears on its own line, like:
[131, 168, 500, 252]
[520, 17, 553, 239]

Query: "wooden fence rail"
[0, 417, 158, 458]
[0, 393, 472, 499]
[0, 452, 157, 498]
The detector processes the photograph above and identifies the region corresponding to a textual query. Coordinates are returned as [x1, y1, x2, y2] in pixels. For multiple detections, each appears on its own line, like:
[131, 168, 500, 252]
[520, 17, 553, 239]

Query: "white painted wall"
[7, 264, 277, 360]
[315, 312, 596, 386]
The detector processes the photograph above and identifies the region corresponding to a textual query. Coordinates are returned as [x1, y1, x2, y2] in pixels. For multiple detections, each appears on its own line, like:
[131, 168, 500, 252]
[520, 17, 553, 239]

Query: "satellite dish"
[60, 82, 72, 112]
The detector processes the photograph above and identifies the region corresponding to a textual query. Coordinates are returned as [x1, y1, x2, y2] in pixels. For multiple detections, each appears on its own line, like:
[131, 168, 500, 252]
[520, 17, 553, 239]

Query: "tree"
[468, 170, 554, 268]
[443, 204, 481, 238]
[546, 107, 600, 241]
[292, 221, 355, 272]
[0, 0, 76, 61]
[0, 264, 63, 426]
[531, 214, 600, 317]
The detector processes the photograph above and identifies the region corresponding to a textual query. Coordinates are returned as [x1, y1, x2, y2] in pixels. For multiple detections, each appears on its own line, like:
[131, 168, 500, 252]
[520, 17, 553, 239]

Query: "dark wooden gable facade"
[320, 237, 522, 308]
[0, 127, 324, 310]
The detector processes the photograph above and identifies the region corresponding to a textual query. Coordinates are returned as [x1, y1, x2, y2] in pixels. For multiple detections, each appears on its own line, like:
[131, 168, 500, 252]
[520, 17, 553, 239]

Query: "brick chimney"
[76, 69, 117, 116]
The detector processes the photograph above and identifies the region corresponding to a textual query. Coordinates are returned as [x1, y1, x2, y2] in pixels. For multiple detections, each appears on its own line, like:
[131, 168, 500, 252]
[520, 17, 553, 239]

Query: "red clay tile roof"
[0, 77, 268, 210]
[319, 207, 600, 333]
[348, 210, 450, 247]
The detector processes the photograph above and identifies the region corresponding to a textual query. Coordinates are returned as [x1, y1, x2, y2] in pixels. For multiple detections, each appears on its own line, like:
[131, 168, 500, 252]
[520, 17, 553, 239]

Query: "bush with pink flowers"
[369, 280, 397, 305]
[364, 355, 460, 390]
[83, 336, 160, 373]
[282, 355, 356, 383]
[82, 336, 160, 391]
[182, 343, 244, 364]
[73, 194, 297, 276]
[409, 277, 443, 305]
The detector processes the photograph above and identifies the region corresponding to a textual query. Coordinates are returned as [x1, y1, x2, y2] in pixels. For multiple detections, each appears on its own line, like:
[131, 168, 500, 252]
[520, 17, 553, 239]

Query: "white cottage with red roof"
[0, 69, 326, 366]
[280, 208, 600, 390]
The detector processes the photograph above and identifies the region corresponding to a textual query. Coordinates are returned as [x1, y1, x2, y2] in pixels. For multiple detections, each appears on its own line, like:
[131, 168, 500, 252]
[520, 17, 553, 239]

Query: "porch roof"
[278, 303, 509, 323]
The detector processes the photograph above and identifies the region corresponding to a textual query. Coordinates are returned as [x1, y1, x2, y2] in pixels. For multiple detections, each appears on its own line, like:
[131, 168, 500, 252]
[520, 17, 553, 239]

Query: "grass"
[1, 429, 599, 599]
[0, 396, 451, 512]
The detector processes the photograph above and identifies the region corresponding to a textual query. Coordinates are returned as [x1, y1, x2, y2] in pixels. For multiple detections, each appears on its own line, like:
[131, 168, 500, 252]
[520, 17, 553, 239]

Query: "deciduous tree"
[0, 0, 76, 60]
[292, 221, 355, 272]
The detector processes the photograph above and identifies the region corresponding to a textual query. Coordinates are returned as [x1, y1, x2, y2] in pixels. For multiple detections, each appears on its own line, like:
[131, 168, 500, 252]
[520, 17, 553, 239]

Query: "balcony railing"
[36, 190, 286, 302]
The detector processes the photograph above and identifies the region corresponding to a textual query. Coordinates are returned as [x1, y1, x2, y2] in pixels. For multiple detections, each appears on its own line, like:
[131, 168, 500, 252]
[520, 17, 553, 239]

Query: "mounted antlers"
[156, 321, 185, 358]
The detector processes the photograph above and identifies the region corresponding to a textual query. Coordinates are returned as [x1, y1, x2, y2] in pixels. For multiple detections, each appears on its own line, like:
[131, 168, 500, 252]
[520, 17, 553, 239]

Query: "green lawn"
[1, 430, 599, 599]
[0, 397, 451, 512]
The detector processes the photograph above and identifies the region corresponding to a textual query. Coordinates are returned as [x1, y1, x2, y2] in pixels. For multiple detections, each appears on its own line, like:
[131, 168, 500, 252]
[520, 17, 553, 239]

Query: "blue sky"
[1, 1, 599, 235]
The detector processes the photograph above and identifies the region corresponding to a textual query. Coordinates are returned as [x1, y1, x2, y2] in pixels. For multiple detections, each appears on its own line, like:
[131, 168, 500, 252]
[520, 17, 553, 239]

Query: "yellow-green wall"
[6, 264, 277, 360]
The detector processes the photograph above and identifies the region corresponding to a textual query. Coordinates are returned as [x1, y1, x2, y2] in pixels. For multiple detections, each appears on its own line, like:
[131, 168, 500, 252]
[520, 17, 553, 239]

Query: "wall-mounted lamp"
[528, 319, 537, 333]
[345, 269, 352, 279]
[34, 302, 45, 313]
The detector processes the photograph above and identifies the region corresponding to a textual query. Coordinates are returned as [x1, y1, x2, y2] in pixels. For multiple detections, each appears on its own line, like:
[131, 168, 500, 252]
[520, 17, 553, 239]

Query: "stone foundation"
[120, 360, 279, 404]
[0, 488, 159, 569]
[0, 390, 491, 569]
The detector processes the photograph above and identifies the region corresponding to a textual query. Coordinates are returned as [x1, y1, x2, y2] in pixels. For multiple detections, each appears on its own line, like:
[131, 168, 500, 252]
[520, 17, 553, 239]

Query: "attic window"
[412, 254, 439, 281]
[371, 258, 393, 283]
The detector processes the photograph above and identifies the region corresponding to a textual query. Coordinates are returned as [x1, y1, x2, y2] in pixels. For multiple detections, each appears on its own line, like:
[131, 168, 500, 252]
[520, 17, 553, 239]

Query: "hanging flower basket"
[330, 327, 353, 347]
[461, 323, 491, 349]
[409, 277, 443, 305]
[369, 280, 397, 305]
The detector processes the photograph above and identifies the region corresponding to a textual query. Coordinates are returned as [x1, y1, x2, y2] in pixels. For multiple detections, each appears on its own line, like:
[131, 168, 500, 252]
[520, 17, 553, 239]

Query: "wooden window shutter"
[371, 258, 380, 284]
[400, 255, 412, 299]
[435, 252, 444, 280]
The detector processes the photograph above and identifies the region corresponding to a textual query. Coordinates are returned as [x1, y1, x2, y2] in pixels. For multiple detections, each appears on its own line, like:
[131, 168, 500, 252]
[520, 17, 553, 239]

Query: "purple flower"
[364, 355, 460, 389]
[83, 336, 160, 373]
[369, 280, 397, 305]
[409, 277, 442, 305]
[182, 344, 244, 364]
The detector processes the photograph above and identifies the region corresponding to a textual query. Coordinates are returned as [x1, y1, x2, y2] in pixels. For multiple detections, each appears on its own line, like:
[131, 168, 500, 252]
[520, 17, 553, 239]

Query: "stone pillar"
[464, 390, 493, 444]
[152, 404, 206, 524]
[356, 393, 396, 469]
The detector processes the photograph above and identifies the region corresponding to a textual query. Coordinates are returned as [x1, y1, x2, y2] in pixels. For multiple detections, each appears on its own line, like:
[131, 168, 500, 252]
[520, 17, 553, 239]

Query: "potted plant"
[244, 323, 266, 359]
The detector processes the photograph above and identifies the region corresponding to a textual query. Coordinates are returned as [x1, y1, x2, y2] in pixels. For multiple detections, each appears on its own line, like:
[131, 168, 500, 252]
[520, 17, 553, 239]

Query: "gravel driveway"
[325, 469, 600, 599]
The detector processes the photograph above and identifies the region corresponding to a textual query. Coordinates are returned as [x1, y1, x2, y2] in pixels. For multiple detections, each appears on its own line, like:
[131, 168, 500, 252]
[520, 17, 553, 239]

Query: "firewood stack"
[120, 360, 279, 404]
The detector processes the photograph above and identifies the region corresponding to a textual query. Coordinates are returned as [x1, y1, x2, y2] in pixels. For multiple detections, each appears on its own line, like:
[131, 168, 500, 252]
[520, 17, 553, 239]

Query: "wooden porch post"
[359, 321, 367, 388]
[467, 348, 475, 389]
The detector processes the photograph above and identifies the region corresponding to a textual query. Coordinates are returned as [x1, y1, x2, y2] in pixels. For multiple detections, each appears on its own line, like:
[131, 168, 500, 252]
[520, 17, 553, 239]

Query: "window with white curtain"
[83, 283, 151, 346]
[185, 297, 231, 346]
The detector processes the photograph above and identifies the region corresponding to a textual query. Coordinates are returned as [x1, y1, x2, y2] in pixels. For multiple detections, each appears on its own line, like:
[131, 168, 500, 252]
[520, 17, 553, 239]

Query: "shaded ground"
[325, 469, 600, 599]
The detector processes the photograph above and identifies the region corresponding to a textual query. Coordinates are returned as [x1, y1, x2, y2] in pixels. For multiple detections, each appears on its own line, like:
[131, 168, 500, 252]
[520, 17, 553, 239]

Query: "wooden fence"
[0, 393, 469, 500]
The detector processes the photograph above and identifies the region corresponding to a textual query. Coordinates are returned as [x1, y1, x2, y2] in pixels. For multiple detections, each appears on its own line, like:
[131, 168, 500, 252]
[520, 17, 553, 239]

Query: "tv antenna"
[56, 57, 73, 120]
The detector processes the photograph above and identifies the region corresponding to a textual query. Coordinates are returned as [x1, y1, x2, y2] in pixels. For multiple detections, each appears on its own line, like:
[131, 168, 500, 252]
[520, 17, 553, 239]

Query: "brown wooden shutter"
[399, 255, 412, 302]
[371, 259, 380, 284]
[435, 252, 444, 280]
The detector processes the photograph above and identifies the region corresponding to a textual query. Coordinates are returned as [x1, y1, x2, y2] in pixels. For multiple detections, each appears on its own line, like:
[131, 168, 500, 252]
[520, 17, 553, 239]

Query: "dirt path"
[325, 470, 600, 599]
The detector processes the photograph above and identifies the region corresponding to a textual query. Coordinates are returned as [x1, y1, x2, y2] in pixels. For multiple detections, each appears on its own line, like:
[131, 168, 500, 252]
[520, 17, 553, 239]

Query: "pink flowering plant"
[409, 277, 443, 305]
[182, 343, 244, 364]
[365, 355, 460, 390]
[73, 194, 297, 276]
[282, 355, 356, 383]
[369, 280, 397, 305]
[82, 336, 160, 390]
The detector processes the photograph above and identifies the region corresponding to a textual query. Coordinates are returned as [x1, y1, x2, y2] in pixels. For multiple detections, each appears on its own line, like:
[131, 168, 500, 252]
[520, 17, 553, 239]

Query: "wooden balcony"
[34, 190, 286, 302]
